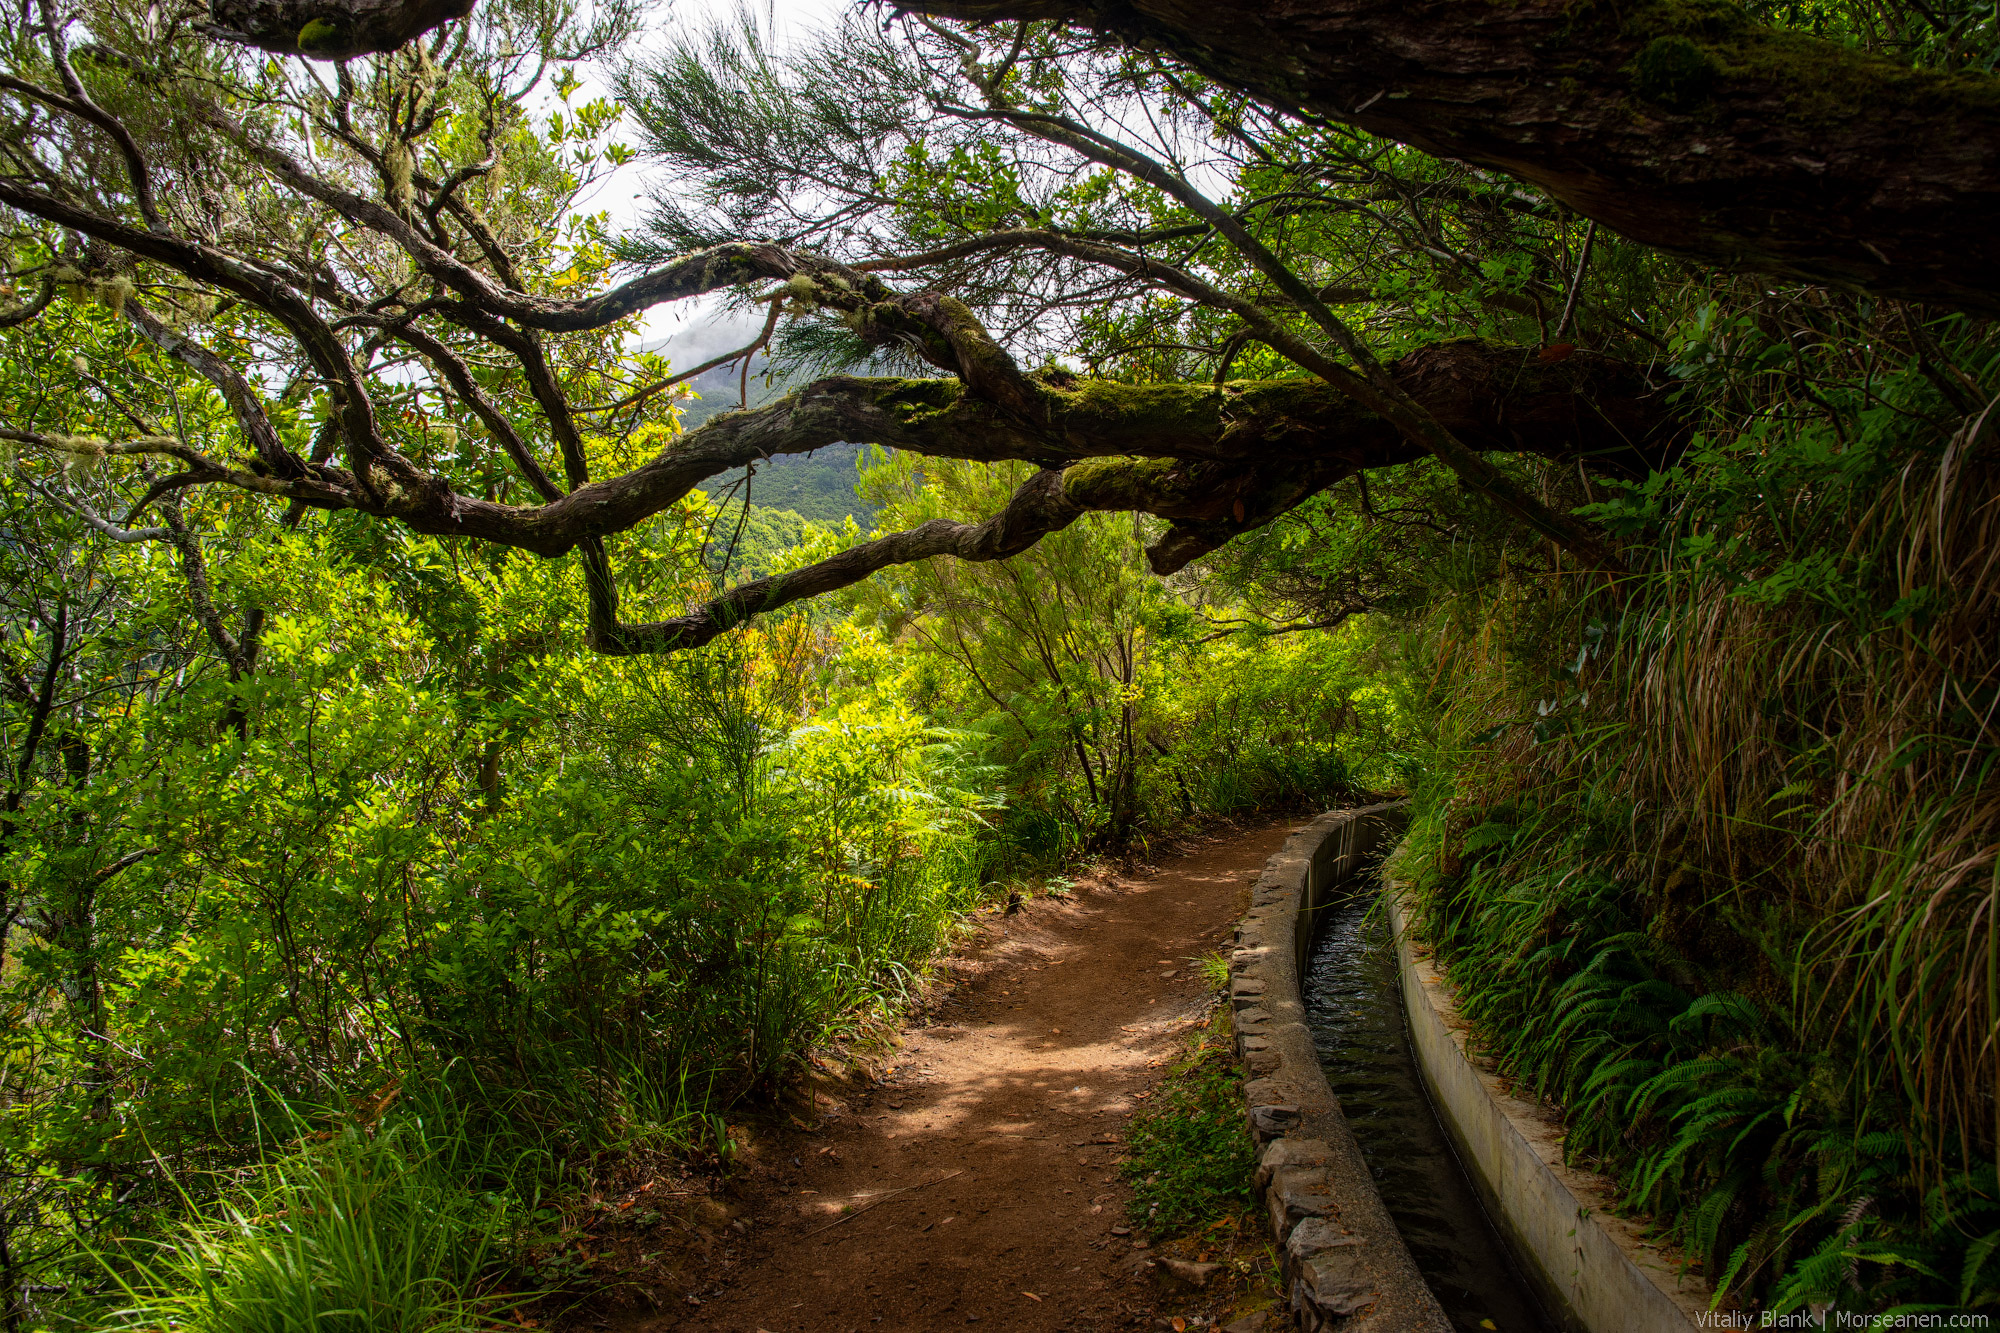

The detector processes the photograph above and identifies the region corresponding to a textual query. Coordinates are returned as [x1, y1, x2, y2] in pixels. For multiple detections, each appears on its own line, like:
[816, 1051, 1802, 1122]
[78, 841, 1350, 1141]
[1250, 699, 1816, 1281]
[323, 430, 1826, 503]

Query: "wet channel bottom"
[1303, 883, 1549, 1333]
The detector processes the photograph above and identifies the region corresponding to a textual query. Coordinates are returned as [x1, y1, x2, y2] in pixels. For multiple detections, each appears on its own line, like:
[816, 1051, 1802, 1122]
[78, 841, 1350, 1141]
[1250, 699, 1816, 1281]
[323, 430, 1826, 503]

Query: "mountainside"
[642, 341, 875, 525]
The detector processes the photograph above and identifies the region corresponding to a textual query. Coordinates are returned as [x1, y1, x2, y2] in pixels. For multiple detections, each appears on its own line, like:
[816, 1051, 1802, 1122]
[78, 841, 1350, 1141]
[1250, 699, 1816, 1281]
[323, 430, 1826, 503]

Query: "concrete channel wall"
[1231, 810, 1722, 1332]
[1385, 889, 1717, 1333]
[1227, 805, 1449, 1333]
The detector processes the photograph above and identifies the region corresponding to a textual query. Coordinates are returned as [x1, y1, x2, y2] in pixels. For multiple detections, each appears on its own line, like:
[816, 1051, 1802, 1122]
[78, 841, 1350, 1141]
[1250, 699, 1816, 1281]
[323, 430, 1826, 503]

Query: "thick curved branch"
[952, 97, 1625, 571]
[126, 303, 305, 478]
[581, 338, 1681, 651]
[7, 323, 1678, 562]
[583, 467, 1085, 654]
[1060, 452, 1362, 575]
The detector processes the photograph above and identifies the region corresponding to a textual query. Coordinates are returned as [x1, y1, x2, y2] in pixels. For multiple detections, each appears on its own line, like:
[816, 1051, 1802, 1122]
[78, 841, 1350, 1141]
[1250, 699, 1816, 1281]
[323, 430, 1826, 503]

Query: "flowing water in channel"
[1303, 884, 1550, 1333]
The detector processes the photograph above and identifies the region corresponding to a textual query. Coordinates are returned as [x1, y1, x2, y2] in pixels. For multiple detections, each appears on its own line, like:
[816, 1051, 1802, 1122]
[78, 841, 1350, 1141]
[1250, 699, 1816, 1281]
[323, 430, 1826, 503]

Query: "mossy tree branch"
[0, 19, 1675, 655]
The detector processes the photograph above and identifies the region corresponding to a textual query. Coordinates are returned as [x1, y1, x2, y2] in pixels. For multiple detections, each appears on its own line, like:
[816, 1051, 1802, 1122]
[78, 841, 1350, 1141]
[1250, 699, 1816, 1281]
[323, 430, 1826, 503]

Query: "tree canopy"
[165, 0, 2000, 310]
[0, 0, 1713, 661]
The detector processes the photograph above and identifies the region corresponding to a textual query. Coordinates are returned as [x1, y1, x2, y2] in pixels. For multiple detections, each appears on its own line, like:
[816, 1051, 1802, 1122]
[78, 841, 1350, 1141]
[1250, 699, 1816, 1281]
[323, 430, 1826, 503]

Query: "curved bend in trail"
[642, 822, 1292, 1333]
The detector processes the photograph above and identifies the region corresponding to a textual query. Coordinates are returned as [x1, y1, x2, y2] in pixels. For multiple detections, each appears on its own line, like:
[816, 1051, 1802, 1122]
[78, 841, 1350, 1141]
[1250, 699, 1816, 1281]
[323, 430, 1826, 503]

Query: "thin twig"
[576, 297, 783, 416]
[1552, 220, 1596, 342]
[806, 1169, 965, 1239]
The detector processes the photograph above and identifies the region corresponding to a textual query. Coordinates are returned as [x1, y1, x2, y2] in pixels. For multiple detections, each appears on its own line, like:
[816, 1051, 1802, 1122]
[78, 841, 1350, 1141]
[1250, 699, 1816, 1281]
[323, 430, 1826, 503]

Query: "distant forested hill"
[704, 504, 815, 581]
[705, 438, 869, 526]
[641, 341, 874, 526]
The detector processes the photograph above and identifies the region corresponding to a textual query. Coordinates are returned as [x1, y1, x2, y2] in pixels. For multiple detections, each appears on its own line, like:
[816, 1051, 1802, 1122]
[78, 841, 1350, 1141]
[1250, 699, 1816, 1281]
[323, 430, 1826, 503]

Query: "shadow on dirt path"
[623, 820, 1294, 1333]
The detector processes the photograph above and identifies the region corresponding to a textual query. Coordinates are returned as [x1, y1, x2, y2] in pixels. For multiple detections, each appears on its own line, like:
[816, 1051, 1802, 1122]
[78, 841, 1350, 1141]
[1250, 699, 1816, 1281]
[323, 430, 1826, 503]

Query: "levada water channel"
[1303, 879, 1551, 1333]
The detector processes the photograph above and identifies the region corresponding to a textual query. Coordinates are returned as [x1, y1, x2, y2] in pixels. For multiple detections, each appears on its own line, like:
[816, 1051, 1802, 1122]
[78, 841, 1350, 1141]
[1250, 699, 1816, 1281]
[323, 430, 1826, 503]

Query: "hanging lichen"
[383, 139, 416, 210]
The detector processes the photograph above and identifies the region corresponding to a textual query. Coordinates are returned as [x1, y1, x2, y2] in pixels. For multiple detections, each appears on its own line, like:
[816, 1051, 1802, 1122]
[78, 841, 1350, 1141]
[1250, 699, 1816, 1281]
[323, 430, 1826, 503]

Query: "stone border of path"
[1227, 804, 1450, 1333]
[1385, 886, 1716, 1333]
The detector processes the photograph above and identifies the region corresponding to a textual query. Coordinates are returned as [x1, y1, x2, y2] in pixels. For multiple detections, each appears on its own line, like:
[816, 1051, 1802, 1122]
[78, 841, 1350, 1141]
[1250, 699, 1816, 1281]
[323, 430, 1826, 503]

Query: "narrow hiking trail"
[630, 821, 1294, 1333]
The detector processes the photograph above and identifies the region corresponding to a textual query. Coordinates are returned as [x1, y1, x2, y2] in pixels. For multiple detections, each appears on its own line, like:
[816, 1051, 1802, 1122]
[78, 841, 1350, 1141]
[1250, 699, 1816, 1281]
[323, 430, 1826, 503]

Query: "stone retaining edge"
[1229, 805, 1449, 1333]
[1385, 887, 1716, 1333]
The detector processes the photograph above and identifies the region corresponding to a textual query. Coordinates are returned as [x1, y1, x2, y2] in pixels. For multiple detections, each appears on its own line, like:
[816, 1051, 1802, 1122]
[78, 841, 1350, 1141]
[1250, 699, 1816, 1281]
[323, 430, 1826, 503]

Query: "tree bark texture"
[571, 338, 1682, 651]
[204, 0, 473, 59]
[47, 336, 1663, 562]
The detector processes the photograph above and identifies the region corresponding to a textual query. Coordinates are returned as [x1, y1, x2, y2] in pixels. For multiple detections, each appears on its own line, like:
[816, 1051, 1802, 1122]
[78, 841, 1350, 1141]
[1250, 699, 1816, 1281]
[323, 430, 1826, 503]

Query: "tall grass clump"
[100, 1100, 535, 1333]
[1390, 302, 2000, 1315]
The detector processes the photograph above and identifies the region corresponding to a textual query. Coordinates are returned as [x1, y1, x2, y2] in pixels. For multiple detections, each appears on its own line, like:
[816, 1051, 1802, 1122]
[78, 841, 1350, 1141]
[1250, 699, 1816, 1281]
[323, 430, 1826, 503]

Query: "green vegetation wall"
[1379, 310, 2000, 1314]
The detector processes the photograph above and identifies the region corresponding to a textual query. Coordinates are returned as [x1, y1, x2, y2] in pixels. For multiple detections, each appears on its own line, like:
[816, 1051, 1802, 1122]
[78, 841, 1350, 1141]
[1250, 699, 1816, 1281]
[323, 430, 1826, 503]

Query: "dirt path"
[637, 821, 1294, 1333]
